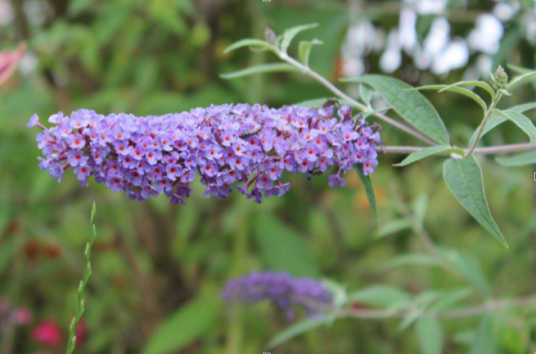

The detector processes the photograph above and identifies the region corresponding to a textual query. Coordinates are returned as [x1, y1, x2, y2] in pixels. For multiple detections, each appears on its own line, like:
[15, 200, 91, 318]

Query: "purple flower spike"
[29, 104, 380, 204]
[221, 271, 333, 321]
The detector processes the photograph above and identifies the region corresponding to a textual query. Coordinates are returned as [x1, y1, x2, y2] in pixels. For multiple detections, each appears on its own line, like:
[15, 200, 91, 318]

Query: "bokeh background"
[2, 0, 536, 353]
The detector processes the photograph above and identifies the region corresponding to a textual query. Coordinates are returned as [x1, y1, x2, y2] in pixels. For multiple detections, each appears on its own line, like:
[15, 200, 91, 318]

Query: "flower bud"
[492, 65, 508, 91]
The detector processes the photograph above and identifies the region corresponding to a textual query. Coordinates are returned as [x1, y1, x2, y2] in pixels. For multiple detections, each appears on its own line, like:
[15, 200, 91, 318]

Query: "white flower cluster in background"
[341, 0, 531, 79]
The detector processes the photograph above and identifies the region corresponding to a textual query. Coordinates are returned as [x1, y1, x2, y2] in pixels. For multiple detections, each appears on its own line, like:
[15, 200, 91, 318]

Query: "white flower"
[468, 14, 504, 54]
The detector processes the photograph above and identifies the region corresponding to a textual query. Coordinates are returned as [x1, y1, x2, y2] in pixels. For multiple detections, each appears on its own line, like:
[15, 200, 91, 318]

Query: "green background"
[2, 0, 536, 353]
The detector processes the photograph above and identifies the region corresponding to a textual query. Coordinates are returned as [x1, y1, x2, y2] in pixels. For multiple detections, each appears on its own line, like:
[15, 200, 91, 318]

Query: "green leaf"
[377, 219, 412, 238]
[496, 150, 536, 166]
[508, 70, 536, 90]
[385, 254, 441, 269]
[294, 97, 354, 108]
[439, 248, 491, 297]
[268, 315, 336, 349]
[399, 308, 423, 331]
[439, 81, 495, 99]
[469, 103, 536, 146]
[220, 63, 297, 79]
[354, 165, 380, 233]
[299, 39, 323, 67]
[394, 146, 465, 167]
[253, 214, 319, 277]
[360, 84, 375, 106]
[412, 85, 487, 114]
[348, 286, 411, 308]
[416, 318, 443, 354]
[470, 316, 495, 354]
[443, 157, 507, 248]
[506, 102, 536, 113]
[428, 288, 472, 313]
[495, 110, 536, 145]
[344, 75, 449, 144]
[142, 296, 221, 354]
[507, 63, 532, 75]
[224, 39, 277, 54]
[280, 23, 318, 53]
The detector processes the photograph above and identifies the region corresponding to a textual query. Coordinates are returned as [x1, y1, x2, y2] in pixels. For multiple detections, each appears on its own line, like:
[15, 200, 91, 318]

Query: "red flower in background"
[0, 44, 25, 87]
[32, 320, 62, 346]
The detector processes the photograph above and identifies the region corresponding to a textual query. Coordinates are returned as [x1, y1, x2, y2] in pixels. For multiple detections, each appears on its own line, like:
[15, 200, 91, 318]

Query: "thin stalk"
[279, 54, 437, 145]
[65, 203, 97, 354]
[381, 143, 536, 156]
[340, 295, 536, 320]
[466, 93, 501, 156]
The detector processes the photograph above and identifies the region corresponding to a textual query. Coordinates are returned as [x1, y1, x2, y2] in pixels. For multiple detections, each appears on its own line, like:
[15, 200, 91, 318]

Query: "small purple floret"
[29, 104, 380, 204]
[221, 271, 333, 321]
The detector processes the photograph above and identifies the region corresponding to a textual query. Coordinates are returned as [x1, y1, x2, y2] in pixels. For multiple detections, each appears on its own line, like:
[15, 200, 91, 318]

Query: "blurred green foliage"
[2, 0, 536, 353]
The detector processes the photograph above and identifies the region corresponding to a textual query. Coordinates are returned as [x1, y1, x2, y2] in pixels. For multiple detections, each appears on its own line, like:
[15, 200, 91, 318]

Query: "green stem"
[65, 203, 97, 354]
[466, 93, 502, 157]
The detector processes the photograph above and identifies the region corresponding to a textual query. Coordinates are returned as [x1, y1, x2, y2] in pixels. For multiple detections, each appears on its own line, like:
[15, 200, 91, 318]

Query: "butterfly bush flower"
[29, 104, 381, 204]
[221, 271, 333, 321]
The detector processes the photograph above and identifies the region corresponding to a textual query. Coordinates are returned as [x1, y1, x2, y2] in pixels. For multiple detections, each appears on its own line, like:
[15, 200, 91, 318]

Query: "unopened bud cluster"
[492, 65, 508, 91]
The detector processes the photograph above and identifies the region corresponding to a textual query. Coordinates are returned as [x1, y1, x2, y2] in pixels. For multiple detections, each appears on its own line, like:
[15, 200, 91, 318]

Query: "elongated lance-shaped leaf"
[507, 102, 536, 113]
[224, 39, 278, 54]
[394, 146, 465, 167]
[411, 85, 487, 114]
[220, 63, 297, 79]
[347, 285, 412, 307]
[142, 296, 222, 354]
[439, 248, 491, 297]
[496, 150, 536, 166]
[343, 75, 449, 144]
[416, 318, 443, 354]
[495, 109, 536, 145]
[354, 165, 380, 233]
[443, 157, 508, 247]
[65, 203, 97, 354]
[298, 39, 323, 67]
[470, 316, 495, 354]
[384, 253, 441, 269]
[507, 63, 532, 75]
[469, 104, 536, 146]
[428, 288, 473, 313]
[360, 84, 375, 106]
[439, 81, 495, 99]
[268, 315, 337, 349]
[377, 219, 412, 238]
[280, 23, 318, 53]
[508, 69, 536, 90]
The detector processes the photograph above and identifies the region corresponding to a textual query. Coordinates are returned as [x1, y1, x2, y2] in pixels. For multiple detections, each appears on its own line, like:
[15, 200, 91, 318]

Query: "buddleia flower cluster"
[221, 271, 333, 321]
[28, 103, 381, 204]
